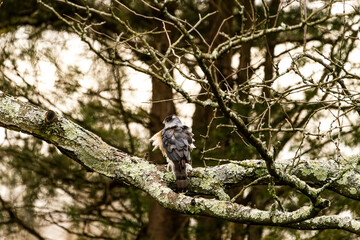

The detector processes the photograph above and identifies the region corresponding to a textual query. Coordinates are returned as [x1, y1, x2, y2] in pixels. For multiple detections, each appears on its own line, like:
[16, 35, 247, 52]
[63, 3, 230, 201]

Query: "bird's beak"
[162, 120, 165, 124]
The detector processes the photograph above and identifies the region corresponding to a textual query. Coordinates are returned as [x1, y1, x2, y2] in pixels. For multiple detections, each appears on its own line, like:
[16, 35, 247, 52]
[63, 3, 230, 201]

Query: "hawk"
[150, 115, 194, 192]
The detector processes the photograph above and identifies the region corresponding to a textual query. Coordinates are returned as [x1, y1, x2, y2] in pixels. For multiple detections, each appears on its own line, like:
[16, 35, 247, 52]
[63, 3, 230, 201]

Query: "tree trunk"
[147, 42, 186, 239]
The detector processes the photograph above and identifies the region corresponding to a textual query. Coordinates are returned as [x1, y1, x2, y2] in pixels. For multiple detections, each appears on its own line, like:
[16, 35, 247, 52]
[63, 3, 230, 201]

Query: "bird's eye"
[165, 115, 173, 122]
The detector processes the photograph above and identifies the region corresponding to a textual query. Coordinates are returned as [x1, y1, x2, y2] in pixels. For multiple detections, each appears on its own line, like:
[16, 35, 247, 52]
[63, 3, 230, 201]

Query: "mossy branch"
[1, 93, 360, 233]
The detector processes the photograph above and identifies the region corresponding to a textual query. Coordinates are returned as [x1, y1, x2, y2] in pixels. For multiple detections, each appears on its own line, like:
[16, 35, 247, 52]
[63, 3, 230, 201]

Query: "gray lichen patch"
[0, 96, 21, 118]
[23, 108, 46, 124]
[214, 188, 230, 201]
[349, 187, 357, 195]
[119, 157, 164, 188]
[190, 170, 225, 197]
[61, 119, 80, 140]
[290, 160, 330, 182]
[218, 163, 247, 182]
[351, 219, 360, 231]
[337, 171, 353, 185]
[207, 200, 229, 216]
[148, 182, 170, 203]
[313, 167, 328, 182]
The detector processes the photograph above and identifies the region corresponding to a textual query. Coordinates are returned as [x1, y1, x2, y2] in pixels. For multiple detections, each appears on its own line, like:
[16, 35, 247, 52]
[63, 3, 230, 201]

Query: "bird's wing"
[161, 126, 191, 163]
[162, 125, 191, 192]
[182, 125, 195, 150]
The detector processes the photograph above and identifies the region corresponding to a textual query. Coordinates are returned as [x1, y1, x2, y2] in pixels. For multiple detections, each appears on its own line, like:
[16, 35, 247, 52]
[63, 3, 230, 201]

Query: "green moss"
[313, 167, 327, 181]
[255, 168, 266, 176]
[349, 187, 357, 195]
[300, 167, 312, 177]
[188, 204, 200, 214]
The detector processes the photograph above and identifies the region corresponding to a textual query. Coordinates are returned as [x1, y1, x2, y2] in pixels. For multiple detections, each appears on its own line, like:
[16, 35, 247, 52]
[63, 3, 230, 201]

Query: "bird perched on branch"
[150, 115, 195, 192]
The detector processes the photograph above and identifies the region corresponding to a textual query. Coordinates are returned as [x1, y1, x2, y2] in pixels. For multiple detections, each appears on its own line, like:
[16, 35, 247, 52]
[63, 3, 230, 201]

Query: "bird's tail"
[174, 159, 187, 192]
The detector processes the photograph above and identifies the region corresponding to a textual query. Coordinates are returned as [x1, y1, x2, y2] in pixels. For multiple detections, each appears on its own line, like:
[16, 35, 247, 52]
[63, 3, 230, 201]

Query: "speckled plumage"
[150, 115, 194, 192]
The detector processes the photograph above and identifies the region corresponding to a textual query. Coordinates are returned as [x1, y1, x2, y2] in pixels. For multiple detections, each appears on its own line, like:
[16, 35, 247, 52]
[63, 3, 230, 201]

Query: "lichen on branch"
[0, 92, 360, 234]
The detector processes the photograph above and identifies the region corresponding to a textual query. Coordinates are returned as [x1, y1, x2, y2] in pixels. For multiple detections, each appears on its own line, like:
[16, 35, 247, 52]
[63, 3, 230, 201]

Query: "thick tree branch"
[288, 216, 360, 235]
[1, 93, 360, 233]
[204, 159, 360, 201]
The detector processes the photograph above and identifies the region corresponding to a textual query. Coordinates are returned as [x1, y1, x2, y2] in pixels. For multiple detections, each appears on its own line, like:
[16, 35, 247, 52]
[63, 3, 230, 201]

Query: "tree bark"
[1, 93, 360, 234]
[148, 40, 185, 239]
[148, 77, 186, 240]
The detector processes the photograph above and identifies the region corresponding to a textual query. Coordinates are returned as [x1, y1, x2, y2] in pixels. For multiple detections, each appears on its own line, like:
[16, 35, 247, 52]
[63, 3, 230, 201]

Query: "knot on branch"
[45, 110, 57, 123]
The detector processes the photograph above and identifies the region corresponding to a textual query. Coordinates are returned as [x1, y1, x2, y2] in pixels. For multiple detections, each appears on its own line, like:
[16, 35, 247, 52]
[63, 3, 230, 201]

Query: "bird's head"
[163, 115, 182, 127]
